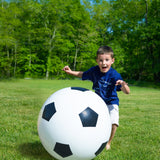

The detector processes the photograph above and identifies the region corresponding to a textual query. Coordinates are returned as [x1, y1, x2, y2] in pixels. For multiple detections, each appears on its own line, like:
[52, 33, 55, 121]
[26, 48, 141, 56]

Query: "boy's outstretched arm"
[116, 80, 130, 94]
[63, 66, 83, 78]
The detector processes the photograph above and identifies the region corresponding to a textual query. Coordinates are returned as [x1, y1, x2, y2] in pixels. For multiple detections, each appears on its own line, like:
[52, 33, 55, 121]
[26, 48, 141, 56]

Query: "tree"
[0, 1, 21, 78]
[0, 0, 159, 82]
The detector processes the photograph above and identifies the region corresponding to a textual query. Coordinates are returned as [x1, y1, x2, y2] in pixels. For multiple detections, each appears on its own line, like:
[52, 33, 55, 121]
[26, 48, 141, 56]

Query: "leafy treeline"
[0, 0, 160, 81]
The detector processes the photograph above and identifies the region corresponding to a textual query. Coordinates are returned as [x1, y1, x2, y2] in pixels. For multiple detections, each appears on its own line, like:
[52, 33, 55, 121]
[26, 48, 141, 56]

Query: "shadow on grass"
[18, 141, 57, 160]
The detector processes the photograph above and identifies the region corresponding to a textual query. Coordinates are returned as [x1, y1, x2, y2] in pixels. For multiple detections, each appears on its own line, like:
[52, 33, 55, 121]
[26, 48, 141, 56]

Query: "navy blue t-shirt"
[82, 66, 123, 105]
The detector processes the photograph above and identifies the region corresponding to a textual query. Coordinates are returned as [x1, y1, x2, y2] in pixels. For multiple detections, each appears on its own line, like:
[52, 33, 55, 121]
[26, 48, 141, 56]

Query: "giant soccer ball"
[38, 87, 111, 160]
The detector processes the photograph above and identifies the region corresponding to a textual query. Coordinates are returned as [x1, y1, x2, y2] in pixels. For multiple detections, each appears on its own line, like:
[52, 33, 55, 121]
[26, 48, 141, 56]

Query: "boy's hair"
[97, 46, 114, 58]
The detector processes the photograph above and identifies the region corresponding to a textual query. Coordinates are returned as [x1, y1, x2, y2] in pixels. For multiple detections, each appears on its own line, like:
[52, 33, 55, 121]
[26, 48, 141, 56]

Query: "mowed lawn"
[0, 79, 160, 160]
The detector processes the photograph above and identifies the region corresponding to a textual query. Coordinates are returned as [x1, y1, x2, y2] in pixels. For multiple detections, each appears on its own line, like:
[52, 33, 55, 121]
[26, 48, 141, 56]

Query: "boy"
[63, 46, 130, 150]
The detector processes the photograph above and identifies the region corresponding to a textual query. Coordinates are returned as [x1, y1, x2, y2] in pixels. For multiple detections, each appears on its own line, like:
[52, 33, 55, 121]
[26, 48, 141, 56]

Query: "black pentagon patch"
[71, 87, 89, 92]
[54, 142, 73, 158]
[42, 102, 56, 121]
[79, 107, 98, 127]
[95, 141, 108, 156]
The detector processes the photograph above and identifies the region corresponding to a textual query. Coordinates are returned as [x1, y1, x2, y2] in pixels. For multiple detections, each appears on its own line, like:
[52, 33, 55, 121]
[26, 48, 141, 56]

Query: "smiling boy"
[63, 46, 130, 150]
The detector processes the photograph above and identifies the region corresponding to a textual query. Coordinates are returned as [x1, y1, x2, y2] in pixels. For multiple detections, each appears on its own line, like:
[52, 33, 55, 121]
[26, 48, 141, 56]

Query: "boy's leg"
[106, 124, 118, 150]
[106, 104, 119, 150]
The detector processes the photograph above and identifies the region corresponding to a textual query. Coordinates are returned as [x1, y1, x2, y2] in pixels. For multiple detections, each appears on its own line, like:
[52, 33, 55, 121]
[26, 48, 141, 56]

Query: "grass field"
[0, 79, 160, 160]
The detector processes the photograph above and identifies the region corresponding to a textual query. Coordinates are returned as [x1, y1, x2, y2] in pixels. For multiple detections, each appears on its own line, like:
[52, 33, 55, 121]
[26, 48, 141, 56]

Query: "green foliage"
[0, 0, 159, 82]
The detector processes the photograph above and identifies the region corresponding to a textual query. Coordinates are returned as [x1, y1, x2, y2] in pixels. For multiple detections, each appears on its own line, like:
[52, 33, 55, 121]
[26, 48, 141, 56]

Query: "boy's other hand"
[115, 80, 128, 86]
[115, 80, 124, 86]
[116, 80, 130, 94]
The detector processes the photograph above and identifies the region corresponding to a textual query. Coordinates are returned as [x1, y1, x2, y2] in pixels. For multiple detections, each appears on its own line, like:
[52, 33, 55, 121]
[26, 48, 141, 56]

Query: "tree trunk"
[145, 0, 148, 25]
[73, 45, 79, 71]
[6, 45, 10, 78]
[46, 28, 56, 79]
[14, 43, 17, 78]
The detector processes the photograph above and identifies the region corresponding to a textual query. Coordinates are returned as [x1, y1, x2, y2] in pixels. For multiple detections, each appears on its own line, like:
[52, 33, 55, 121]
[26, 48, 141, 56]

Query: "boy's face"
[96, 53, 114, 73]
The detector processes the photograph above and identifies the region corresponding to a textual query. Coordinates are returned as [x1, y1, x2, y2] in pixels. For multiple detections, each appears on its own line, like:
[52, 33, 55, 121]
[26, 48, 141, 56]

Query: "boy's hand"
[62, 66, 83, 78]
[116, 80, 128, 86]
[115, 80, 124, 86]
[116, 80, 130, 94]
[63, 66, 72, 74]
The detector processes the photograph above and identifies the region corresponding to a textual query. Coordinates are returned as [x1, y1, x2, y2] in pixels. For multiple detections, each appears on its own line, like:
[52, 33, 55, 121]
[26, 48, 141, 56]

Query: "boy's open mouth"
[101, 66, 108, 72]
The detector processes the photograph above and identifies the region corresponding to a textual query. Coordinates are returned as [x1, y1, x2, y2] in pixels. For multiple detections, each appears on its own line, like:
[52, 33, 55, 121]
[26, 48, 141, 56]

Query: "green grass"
[0, 79, 160, 160]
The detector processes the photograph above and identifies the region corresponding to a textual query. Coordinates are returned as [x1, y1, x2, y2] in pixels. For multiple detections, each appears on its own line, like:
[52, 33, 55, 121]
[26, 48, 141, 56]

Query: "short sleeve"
[82, 67, 95, 81]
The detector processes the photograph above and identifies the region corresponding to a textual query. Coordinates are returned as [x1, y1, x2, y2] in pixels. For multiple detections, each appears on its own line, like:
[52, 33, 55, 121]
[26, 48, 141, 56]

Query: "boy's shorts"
[107, 104, 119, 126]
